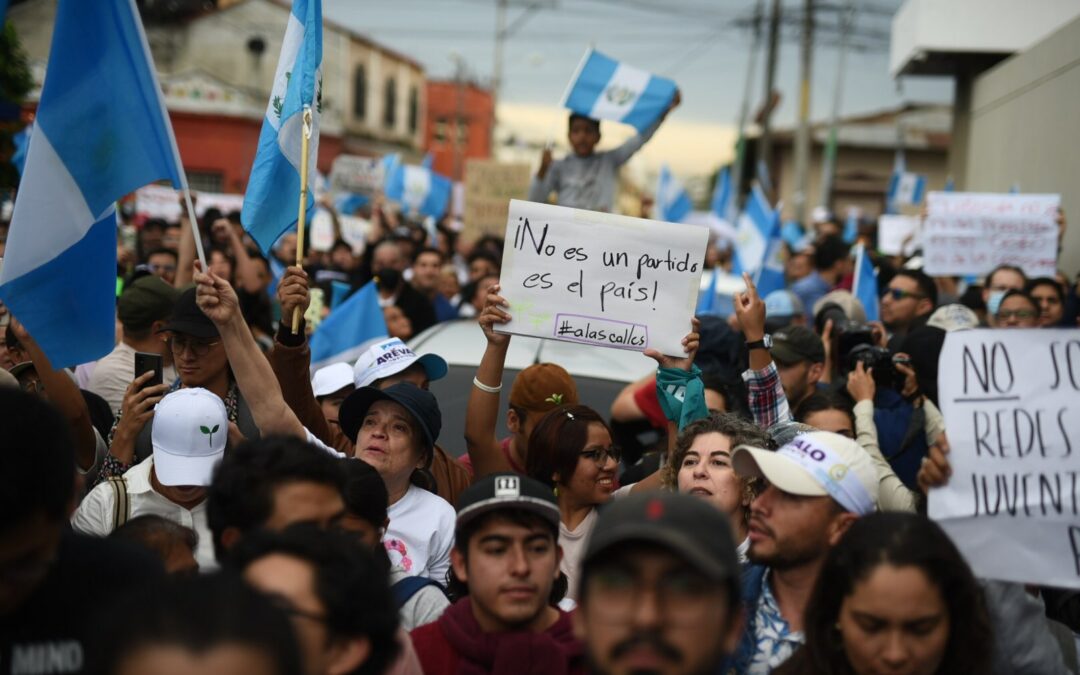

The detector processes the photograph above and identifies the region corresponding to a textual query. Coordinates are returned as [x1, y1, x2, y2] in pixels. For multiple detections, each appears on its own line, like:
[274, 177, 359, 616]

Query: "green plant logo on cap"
[545, 393, 564, 405]
[199, 424, 220, 447]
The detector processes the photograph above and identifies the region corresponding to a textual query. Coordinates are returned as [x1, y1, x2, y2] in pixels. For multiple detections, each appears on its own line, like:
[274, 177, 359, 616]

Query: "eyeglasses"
[885, 288, 923, 301]
[997, 309, 1037, 320]
[165, 335, 221, 356]
[580, 446, 622, 466]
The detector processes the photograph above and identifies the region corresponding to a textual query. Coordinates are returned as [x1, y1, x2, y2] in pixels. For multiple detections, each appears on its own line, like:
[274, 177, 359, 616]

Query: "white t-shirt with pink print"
[384, 484, 455, 584]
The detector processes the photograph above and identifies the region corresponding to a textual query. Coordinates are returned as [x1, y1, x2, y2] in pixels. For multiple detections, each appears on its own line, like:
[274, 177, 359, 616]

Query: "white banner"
[931, 329, 1080, 589]
[877, 215, 920, 257]
[135, 184, 245, 222]
[923, 192, 1059, 277]
[497, 200, 708, 355]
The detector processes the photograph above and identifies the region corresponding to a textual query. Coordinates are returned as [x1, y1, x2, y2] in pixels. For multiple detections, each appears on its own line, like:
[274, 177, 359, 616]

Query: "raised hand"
[477, 283, 512, 347]
[733, 272, 766, 341]
[193, 261, 241, 326]
[644, 316, 700, 371]
[277, 266, 311, 321]
[845, 360, 876, 403]
[917, 433, 952, 494]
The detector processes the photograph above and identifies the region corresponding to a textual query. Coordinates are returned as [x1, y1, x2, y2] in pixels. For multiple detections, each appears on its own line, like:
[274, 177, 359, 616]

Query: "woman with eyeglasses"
[995, 289, 1041, 328]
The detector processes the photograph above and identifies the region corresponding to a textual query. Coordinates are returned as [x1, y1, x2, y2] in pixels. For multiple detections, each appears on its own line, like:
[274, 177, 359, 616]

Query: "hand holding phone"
[134, 352, 164, 388]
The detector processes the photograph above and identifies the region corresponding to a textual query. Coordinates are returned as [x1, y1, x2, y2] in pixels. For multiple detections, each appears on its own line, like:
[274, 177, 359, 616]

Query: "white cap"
[732, 431, 879, 515]
[352, 337, 448, 389]
[151, 388, 228, 487]
[311, 362, 355, 397]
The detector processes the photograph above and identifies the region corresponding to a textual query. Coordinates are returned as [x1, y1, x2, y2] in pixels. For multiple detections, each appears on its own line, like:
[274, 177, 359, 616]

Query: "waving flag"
[656, 165, 691, 223]
[11, 125, 30, 176]
[384, 163, 452, 219]
[732, 184, 780, 276]
[853, 244, 880, 322]
[886, 150, 926, 212]
[309, 280, 388, 371]
[0, 0, 186, 368]
[562, 49, 677, 133]
[842, 207, 859, 244]
[711, 166, 736, 225]
[242, 0, 322, 253]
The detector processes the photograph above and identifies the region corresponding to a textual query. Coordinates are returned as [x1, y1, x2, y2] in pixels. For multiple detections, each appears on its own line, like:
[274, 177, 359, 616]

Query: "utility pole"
[450, 53, 468, 182]
[792, 0, 814, 223]
[818, 0, 853, 210]
[759, 0, 782, 197]
[731, 0, 765, 213]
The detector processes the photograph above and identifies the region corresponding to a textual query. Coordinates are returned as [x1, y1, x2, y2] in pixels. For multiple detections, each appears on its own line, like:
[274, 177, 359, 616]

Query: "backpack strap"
[106, 476, 130, 530]
[391, 576, 443, 609]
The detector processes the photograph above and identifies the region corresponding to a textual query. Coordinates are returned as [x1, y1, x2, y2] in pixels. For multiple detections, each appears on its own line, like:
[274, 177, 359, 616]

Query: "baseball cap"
[311, 362, 355, 398]
[352, 338, 448, 389]
[118, 275, 181, 331]
[158, 287, 219, 339]
[456, 473, 560, 529]
[812, 290, 867, 325]
[732, 431, 879, 515]
[509, 363, 579, 413]
[583, 492, 741, 589]
[338, 382, 442, 447]
[151, 388, 228, 487]
[763, 290, 805, 332]
[771, 326, 825, 365]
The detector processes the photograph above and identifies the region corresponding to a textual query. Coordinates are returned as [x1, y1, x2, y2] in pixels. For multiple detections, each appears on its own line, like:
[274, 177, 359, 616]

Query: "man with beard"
[411, 473, 584, 674]
[728, 431, 879, 674]
[576, 492, 744, 675]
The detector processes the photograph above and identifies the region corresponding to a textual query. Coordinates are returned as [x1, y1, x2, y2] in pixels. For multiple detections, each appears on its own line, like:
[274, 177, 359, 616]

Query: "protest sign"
[877, 215, 920, 256]
[463, 160, 532, 241]
[135, 185, 244, 221]
[329, 154, 384, 195]
[930, 329, 1080, 589]
[497, 200, 708, 355]
[923, 192, 1059, 277]
[338, 215, 371, 254]
[309, 208, 336, 252]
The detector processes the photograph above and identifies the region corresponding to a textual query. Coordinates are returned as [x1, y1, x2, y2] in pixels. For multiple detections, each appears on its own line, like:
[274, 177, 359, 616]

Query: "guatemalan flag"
[563, 49, 677, 133]
[384, 163, 452, 219]
[0, 0, 187, 368]
[656, 165, 691, 223]
[711, 166, 736, 225]
[886, 151, 926, 212]
[242, 0, 322, 253]
[732, 184, 780, 276]
[853, 244, 880, 322]
[309, 280, 388, 371]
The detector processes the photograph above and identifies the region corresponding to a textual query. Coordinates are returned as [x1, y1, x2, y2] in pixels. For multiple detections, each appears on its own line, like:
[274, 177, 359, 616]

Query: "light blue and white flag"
[421, 153, 434, 169]
[384, 163, 452, 219]
[656, 165, 691, 223]
[886, 151, 926, 211]
[242, 0, 322, 253]
[309, 280, 388, 371]
[842, 207, 859, 244]
[711, 166, 736, 225]
[943, 175, 955, 192]
[853, 243, 880, 322]
[562, 49, 677, 133]
[754, 232, 787, 298]
[732, 184, 780, 276]
[380, 152, 401, 188]
[696, 268, 719, 315]
[0, 0, 186, 368]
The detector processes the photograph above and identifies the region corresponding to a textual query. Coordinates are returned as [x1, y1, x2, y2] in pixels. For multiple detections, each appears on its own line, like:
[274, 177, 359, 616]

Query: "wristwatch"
[746, 334, 773, 351]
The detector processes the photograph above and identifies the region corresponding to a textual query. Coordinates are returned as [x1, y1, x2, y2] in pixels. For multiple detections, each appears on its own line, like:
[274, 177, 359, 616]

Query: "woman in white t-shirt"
[663, 413, 774, 563]
[338, 382, 455, 584]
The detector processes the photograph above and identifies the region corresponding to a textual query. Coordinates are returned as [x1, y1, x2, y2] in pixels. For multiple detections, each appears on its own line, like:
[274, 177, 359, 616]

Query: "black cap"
[339, 382, 441, 447]
[456, 473, 560, 529]
[583, 492, 740, 588]
[771, 325, 825, 365]
[157, 287, 219, 339]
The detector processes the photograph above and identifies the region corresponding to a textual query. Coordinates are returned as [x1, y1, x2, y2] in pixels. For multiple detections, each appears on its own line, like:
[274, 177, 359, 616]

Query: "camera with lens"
[845, 344, 911, 390]
[815, 302, 875, 364]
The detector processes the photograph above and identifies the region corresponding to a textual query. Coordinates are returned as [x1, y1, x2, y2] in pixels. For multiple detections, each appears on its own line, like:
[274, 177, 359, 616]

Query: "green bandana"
[655, 365, 709, 432]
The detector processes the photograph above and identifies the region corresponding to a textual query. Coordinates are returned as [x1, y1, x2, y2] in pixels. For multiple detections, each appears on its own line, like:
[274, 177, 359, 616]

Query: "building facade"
[423, 80, 494, 182]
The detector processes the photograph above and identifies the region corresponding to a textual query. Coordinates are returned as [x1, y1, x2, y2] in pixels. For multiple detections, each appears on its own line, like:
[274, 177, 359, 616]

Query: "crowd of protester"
[2, 108, 1080, 675]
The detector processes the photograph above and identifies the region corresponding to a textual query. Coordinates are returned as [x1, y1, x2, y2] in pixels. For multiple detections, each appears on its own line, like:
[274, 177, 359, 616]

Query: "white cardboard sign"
[877, 215, 920, 256]
[135, 184, 245, 221]
[497, 200, 708, 355]
[923, 192, 1059, 277]
[931, 329, 1080, 589]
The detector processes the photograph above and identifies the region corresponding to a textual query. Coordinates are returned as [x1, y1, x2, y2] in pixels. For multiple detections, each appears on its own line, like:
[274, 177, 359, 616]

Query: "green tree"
[0, 20, 34, 190]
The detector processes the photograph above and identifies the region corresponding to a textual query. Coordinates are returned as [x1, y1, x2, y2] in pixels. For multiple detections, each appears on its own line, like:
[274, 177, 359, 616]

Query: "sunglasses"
[884, 288, 923, 301]
[164, 335, 221, 356]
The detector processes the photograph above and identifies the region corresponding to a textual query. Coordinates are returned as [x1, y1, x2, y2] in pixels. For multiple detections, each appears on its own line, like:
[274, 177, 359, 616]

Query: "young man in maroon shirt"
[410, 473, 584, 675]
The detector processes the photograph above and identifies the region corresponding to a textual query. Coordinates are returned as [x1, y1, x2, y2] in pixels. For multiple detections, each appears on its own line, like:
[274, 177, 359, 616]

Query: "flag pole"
[291, 105, 314, 335]
[180, 188, 207, 268]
